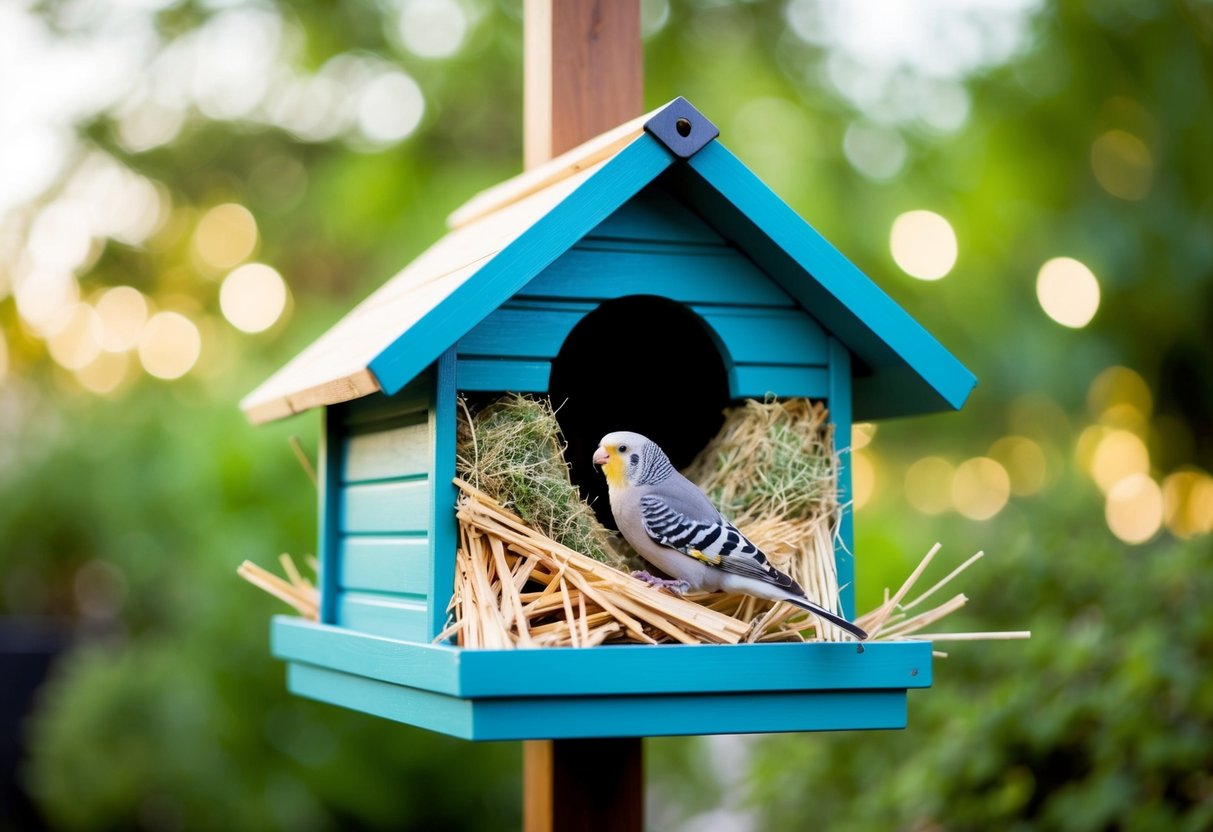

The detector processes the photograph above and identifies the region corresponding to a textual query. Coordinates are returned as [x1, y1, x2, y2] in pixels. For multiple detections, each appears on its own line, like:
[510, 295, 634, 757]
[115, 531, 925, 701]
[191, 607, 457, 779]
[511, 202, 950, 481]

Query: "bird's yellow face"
[593, 431, 646, 491]
[597, 445, 628, 490]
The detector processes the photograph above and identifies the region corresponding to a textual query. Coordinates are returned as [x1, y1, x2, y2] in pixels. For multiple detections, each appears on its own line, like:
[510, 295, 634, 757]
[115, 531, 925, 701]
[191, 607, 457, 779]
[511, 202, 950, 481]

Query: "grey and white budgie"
[593, 430, 867, 641]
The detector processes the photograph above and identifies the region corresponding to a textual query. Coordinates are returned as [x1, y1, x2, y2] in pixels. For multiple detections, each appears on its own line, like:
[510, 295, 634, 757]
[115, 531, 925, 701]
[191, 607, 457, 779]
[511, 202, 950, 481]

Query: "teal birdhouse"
[243, 98, 976, 742]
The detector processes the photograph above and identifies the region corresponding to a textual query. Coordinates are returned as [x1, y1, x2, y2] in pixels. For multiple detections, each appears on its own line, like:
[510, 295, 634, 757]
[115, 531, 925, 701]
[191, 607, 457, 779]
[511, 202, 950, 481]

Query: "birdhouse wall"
[452, 184, 857, 616]
[255, 110, 977, 739]
[454, 186, 834, 402]
[319, 357, 458, 642]
[312, 184, 868, 645]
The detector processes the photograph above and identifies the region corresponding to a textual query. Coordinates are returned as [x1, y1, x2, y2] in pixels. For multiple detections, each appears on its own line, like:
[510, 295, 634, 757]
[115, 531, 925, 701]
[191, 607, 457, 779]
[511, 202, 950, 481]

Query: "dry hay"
[682, 398, 848, 641]
[444, 395, 855, 646]
[443, 394, 1028, 650]
[448, 394, 748, 647]
[442, 480, 750, 647]
[238, 395, 1030, 652]
[455, 395, 632, 571]
[238, 554, 319, 620]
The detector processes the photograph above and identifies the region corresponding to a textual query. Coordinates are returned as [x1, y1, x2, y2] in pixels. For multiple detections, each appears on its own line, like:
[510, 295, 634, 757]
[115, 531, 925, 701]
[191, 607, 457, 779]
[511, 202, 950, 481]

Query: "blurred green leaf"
[1, 0, 1210, 829]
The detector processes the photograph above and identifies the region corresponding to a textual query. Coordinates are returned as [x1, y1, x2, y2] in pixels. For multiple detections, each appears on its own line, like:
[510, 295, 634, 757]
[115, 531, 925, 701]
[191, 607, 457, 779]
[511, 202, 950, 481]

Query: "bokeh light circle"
[951, 457, 1011, 520]
[905, 456, 955, 515]
[220, 263, 288, 334]
[890, 210, 958, 280]
[1036, 257, 1100, 328]
[1105, 473, 1163, 544]
[852, 449, 877, 509]
[138, 311, 202, 380]
[193, 203, 259, 271]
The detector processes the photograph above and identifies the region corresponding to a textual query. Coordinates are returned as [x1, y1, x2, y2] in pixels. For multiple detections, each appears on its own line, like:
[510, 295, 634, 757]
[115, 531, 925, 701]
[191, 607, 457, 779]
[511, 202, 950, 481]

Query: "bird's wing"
[638, 494, 796, 591]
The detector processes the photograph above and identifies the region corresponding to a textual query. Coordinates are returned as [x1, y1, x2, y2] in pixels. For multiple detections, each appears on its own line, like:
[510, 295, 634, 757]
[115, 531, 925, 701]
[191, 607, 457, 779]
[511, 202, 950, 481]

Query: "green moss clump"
[685, 398, 837, 523]
[455, 395, 630, 569]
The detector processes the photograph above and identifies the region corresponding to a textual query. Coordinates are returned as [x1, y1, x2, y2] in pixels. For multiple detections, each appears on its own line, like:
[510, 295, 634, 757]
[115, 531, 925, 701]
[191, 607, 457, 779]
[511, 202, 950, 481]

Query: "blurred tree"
[0, 0, 1209, 829]
[6, 385, 519, 830]
[652, 496, 1213, 831]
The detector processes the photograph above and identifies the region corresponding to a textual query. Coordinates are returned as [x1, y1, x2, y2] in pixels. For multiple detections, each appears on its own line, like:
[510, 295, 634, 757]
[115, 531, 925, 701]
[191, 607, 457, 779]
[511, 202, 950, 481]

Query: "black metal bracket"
[643, 97, 719, 159]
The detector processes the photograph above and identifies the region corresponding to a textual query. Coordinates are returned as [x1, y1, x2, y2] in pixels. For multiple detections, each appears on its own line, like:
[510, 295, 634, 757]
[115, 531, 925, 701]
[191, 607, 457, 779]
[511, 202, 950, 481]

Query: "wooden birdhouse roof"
[242, 98, 975, 425]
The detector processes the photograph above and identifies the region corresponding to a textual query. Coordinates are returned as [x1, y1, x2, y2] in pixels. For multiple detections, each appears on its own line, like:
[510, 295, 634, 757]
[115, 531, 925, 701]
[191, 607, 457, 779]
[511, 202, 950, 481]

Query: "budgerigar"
[593, 430, 867, 641]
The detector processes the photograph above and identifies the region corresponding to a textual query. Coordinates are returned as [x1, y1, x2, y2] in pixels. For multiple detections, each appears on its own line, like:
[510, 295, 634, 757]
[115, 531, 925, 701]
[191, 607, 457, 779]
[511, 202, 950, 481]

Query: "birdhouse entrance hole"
[548, 295, 729, 528]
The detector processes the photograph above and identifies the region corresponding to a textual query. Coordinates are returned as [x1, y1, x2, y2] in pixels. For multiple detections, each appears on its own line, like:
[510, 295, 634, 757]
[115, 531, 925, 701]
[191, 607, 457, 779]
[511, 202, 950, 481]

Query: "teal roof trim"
[679, 142, 976, 420]
[368, 135, 675, 397]
[244, 99, 973, 423]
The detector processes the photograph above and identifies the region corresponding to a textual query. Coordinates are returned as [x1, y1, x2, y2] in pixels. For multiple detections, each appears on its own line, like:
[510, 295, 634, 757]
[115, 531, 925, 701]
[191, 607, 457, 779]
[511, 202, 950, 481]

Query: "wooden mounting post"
[522, 2, 645, 830]
[523, 0, 644, 170]
[524, 738, 644, 832]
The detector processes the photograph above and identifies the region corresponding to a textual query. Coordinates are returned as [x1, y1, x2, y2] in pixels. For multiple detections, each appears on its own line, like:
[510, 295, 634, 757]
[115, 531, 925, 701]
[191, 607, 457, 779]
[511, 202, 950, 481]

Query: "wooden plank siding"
[326, 380, 435, 640]
[521, 245, 793, 306]
[828, 338, 855, 621]
[454, 188, 832, 401]
[428, 348, 460, 640]
[456, 298, 832, 399]
[458, 296, 823, 363]
[336, 594, 429, 643]
[678, 141, 977, 420]
[584, 186, 727, 245]
[339, 537, 429, 595]
[451, 186, 847, 611]
[340, 480, 430, 534]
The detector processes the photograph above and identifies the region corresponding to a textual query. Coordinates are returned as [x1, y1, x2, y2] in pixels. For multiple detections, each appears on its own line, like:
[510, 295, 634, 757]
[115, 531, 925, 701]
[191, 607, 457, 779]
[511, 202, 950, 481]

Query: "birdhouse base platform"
[272, 617, 932, 740]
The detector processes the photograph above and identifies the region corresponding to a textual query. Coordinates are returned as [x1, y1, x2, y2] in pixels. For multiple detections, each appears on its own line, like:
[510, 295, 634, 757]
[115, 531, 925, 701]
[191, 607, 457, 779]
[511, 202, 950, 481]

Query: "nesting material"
[456, 395, 631, 570]
[445, 479, 1026, 648]
[681, 398, 849, 641]
[240, 394, 1030, 650]
[855, 544, 1031, 653]
[444, 394, 1028, 649]
[447, 395, 848, 644]
[442, 480, 750, 647]
[238, 554, 319, 620]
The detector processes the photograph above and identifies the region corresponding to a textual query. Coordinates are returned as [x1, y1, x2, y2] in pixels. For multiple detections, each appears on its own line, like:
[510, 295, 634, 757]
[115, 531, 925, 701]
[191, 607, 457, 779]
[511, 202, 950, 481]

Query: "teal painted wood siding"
[262, 111, 975, 742]
[340, 537, 428, 594]
[428, 348, 459, 640]
[451, 184, 856, 625]
[586, 185, 727, 245]
[287, 664, 909, 740]
[327, 380, 434, 640]
[273, 617, 932, 740]
[828, 338, 856, 620]
[521, 244, 792, 306]
[676, 141, 976, 419]
[274, 617, 931, 697]
[455, 184, 832, 401]
[369, 135, 674, 399]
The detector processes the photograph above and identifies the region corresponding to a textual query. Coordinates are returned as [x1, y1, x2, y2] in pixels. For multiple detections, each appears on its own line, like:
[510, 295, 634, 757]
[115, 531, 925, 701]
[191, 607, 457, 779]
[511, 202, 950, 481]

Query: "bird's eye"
[618, 445, 628, 453]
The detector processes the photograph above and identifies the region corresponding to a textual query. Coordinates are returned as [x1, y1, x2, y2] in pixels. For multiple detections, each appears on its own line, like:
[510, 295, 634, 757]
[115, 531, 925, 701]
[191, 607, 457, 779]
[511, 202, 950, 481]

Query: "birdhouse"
[242, 98, 976, 741]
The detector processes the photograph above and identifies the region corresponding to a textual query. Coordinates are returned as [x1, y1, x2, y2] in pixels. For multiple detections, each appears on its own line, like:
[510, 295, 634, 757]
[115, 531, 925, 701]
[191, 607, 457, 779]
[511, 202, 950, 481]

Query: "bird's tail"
[784, 596, 868, 641]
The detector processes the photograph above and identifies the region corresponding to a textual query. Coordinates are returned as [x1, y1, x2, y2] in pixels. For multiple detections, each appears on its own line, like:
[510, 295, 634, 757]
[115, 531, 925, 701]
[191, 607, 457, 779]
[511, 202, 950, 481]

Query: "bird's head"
[593, 431, 658, 490]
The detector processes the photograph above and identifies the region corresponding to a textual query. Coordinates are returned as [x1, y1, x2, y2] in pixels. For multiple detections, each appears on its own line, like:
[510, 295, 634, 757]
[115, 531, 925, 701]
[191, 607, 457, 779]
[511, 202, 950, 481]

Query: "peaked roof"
[242, 98, 975, 425]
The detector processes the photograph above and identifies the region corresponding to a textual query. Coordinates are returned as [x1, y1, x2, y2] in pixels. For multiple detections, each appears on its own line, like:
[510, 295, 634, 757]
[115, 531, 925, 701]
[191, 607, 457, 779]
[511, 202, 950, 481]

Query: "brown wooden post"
[522, 2, 644, 830]
[523, 0, 644, 170]
[524, 737, 643, 832]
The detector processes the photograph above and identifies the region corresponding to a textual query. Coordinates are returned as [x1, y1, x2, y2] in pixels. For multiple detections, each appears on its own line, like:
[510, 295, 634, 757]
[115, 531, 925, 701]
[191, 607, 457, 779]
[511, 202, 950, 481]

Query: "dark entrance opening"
[548, 295, 730, 528]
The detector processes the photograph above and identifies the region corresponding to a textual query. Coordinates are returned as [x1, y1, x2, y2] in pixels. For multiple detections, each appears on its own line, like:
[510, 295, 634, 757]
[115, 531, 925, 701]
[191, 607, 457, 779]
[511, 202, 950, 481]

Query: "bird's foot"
[631, 571, 691, 596]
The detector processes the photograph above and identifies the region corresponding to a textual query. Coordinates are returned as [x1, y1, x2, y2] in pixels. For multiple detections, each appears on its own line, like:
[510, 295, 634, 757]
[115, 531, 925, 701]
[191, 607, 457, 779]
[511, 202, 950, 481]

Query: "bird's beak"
[592, 447, 610, 466]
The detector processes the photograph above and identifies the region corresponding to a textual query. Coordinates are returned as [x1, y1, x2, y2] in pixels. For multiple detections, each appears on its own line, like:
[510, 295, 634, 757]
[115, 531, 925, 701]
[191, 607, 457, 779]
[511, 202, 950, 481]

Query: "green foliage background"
[1, 1, 1210, 829]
